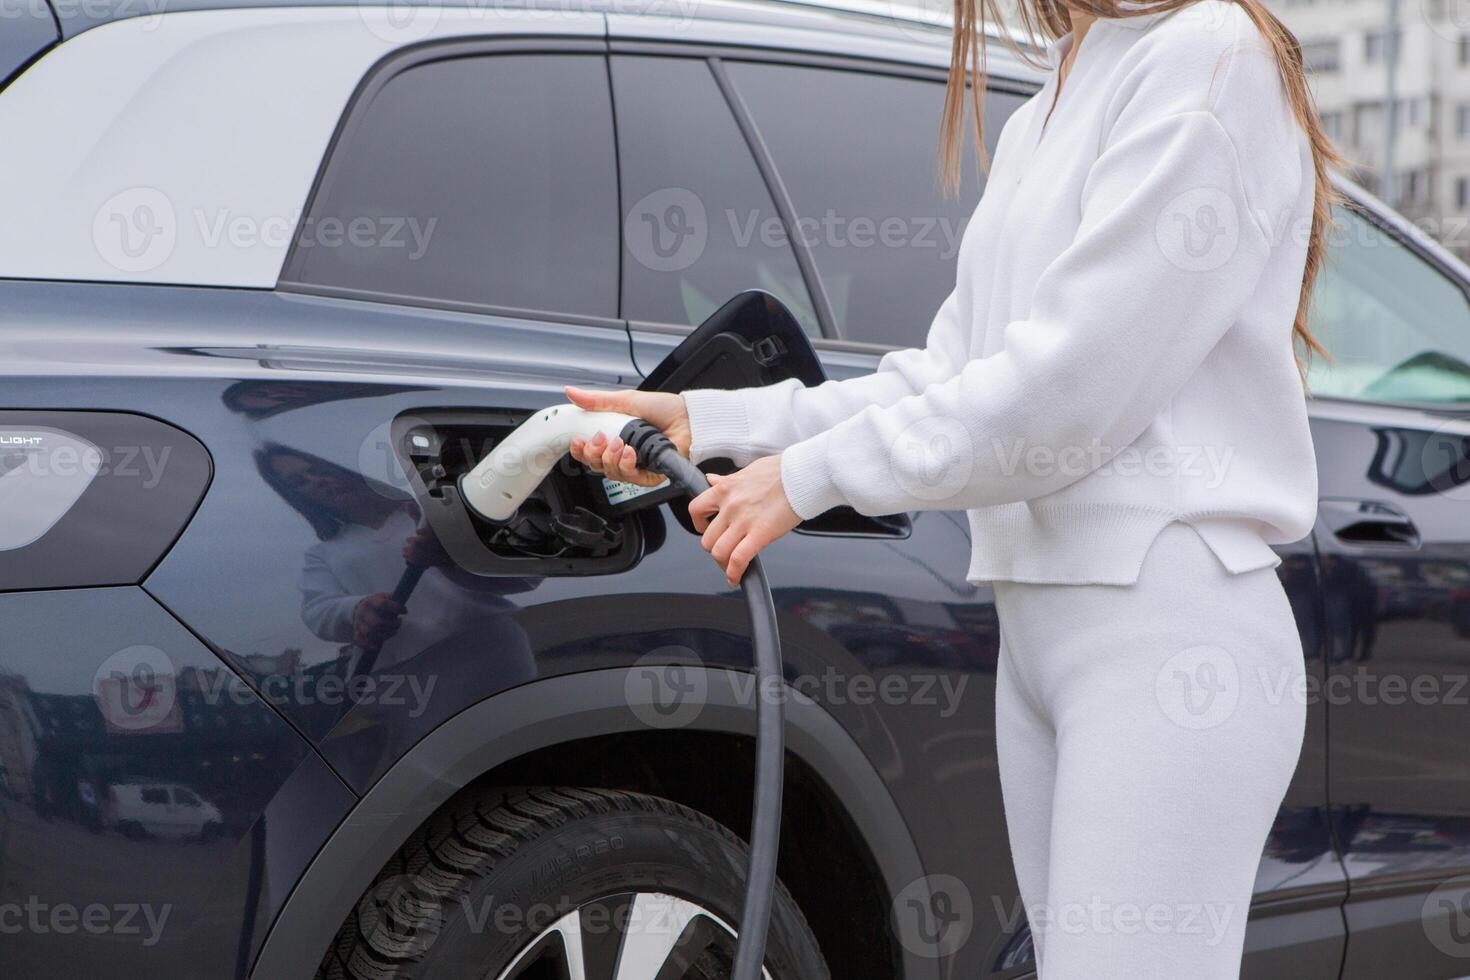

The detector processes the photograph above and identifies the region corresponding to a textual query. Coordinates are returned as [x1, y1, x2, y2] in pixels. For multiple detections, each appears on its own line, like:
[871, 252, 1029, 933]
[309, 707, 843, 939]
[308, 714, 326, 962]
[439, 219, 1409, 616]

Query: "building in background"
[886, 0, 1470, 255]
[1272, 0, 1470, 255]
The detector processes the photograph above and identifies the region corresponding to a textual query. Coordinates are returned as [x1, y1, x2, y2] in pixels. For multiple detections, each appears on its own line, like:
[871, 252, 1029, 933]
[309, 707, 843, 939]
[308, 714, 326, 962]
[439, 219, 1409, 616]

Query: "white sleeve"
[680, 288, 969, 467]
[299, 545, 367, 644]
[778, 104, 1291, 519]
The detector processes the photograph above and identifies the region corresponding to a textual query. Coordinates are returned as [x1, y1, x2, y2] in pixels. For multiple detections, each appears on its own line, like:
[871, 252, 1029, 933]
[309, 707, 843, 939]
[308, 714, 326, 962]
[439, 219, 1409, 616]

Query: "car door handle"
[1319, 497, 1421, 548]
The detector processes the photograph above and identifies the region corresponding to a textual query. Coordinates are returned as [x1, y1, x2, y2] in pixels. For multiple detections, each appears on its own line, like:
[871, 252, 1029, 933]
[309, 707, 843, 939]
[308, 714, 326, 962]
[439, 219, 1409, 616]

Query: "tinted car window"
[290, 54, 618, 320]
[728, 62, 1025, 346]
[611, 55, 819, 335]
[1307, 207, 1470, 403]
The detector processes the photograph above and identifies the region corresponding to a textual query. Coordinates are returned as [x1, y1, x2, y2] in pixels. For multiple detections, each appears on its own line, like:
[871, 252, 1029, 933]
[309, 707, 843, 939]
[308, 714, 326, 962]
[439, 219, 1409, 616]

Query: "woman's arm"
[564, 295, 968, 482]
[777, 40, 1305, 519]
[681, 289, 969, 466]
[300, 546, 368, 643]
[300, 545, 404, 649]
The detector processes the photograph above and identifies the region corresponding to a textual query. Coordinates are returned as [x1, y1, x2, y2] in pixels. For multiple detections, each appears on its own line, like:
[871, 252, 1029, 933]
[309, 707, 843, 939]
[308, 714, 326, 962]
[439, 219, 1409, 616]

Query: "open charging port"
[392, 409, 660, 577]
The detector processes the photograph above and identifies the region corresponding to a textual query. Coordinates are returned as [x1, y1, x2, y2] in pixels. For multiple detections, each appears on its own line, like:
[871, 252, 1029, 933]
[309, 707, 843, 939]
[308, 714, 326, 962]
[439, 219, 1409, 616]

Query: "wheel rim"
[493, 892, 772, 980]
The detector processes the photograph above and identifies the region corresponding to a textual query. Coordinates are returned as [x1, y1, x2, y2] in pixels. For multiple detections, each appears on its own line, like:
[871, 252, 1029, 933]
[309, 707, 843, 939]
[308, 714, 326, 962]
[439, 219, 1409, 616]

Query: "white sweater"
[681, 1, 1318, 585]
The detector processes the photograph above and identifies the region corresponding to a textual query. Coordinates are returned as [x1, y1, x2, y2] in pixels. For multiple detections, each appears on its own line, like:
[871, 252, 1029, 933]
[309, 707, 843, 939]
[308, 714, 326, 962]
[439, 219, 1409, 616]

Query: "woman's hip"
[993, 522, 1306, 744]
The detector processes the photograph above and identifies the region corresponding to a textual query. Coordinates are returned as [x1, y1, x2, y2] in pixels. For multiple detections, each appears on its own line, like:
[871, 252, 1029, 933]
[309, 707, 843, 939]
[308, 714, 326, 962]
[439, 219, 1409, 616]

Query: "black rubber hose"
[353, 563, 428, 678]
[622, 419, 784, 980]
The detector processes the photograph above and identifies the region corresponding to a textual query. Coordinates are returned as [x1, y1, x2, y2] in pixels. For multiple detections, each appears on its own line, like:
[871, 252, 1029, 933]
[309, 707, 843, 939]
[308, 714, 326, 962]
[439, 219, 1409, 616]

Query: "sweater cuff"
[682, 389, 752, 465]
[779, 433, 848, 520]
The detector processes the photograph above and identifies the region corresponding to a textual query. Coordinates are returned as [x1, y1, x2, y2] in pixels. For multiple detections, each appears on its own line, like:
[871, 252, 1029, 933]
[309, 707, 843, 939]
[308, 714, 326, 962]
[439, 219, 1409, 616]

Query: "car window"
[173, 787, 201, 806]
[140, 787, 168, 805]
[611, 55, 820, 336]
[727, 62, 1025, 346]
[1307, 207, 1470, 403]
[288, 54, 619, 320]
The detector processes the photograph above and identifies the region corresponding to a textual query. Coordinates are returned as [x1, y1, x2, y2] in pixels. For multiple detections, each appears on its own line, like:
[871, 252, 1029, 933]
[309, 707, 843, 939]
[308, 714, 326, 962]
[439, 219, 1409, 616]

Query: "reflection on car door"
[1306, 202, 1470, 977]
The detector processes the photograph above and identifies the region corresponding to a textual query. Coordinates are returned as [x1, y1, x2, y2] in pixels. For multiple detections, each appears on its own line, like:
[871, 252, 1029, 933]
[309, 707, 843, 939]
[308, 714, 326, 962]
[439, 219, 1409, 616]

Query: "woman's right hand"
[565, 385, 690, 487]
[352, 593, 404, 650]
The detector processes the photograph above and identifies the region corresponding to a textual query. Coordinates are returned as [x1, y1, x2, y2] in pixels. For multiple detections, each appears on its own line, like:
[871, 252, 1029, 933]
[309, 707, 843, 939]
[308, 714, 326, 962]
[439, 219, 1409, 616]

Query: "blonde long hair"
[941, 0, 1339, 371]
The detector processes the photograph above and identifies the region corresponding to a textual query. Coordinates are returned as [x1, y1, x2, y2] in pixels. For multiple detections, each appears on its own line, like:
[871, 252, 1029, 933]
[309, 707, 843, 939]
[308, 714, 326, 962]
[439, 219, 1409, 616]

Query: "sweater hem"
[964, 507, 1282, 586]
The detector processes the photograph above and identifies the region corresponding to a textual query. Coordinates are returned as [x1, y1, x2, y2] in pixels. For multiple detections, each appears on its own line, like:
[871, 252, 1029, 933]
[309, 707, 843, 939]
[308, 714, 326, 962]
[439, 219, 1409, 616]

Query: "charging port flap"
[640, 290, 827, 393]
[636, 290, 909, 539]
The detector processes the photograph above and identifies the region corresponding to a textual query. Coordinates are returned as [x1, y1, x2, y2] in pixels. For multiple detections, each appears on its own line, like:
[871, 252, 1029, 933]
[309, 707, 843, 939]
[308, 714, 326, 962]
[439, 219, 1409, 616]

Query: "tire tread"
[315, 786, 820, 980]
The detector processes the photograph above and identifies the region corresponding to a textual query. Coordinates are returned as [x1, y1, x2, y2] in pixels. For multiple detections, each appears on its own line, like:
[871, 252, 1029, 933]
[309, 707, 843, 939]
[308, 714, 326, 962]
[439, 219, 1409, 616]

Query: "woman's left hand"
[688, 454, 801, 588]
[402, 527, 450, 568]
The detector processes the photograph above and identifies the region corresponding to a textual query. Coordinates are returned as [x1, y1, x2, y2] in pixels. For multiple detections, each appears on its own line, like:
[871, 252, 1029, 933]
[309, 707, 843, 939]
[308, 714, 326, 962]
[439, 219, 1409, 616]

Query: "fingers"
[708, 522, 740, 569]
[689, 483, 721, 532]
[725, 537, 760, 586]
[699, 505, 730, 553]
[363, 596, 404, 621]
[600, 436, 647, 484]
[689, 470, 791, 585]
[353, 597, 403, 650]
[708, 524, 765, 587]
[600, 437, 629, 481]
[570, 433, 667, 487]
[569, 432, 617, 474]
[568, 436, 601, 473]
[403, 541, 443, 567]
[565, 385, 631, 414]
[694, 477, 752, 586]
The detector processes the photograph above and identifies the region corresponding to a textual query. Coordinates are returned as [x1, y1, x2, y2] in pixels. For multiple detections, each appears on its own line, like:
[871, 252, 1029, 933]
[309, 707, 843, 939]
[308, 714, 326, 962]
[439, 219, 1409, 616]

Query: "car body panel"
[1307, 397, 1470, 977]
[0, 585, 356, 976]
[249, 666, 940, 980]
[4, 280, 1003, 972]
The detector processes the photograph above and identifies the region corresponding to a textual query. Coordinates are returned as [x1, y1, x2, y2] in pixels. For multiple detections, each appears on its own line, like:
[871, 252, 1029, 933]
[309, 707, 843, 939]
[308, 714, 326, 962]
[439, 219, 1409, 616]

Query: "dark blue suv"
[4, 2, 1470, 978]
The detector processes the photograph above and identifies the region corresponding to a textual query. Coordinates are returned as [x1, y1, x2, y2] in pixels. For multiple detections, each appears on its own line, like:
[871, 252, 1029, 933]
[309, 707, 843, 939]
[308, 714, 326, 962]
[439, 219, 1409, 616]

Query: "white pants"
[994, 522, 1307, 978]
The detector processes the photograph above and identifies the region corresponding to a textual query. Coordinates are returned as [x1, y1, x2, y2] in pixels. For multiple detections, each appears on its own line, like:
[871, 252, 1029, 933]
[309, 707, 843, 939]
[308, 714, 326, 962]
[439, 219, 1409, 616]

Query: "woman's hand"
[351, 593, 404, 650]
[688, 455, 801, 587]
[565, 385, 691, 487]
[402, 526, 449, 568]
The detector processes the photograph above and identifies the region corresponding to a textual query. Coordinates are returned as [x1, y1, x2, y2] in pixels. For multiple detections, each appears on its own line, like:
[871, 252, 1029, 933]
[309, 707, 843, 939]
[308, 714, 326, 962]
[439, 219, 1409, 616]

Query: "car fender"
[250, 666, 941, 980]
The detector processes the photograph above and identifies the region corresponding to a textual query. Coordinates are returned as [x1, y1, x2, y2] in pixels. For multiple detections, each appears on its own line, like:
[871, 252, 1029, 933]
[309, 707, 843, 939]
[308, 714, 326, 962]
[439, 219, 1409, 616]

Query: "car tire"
[317, 786, 830, 980]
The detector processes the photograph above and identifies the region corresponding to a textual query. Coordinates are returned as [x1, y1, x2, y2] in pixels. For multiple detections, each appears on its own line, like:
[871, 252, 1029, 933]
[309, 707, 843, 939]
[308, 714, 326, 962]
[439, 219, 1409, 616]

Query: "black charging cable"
[351, 563, 427, 679]
[621, 419, 783, 980]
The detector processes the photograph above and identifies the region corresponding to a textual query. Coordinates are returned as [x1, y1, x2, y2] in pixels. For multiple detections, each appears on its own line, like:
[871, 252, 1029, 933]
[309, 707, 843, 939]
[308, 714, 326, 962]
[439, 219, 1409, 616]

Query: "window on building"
[1404, 170, 1423, 204]
[1320, 109, 1345, 142]
[1352, 102, 1381, 145]
[1459, 104, 1470, 138]
[1384, 97, 1419, 131]
[1457, 177, 1469, 210]
[1303, 39, 1341, 72]
[1460, 34, 1470, 65]
[1365, 29, 1399, 63]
